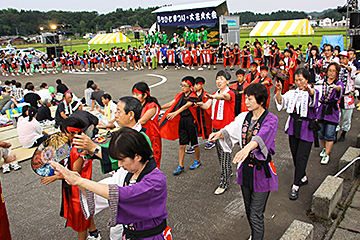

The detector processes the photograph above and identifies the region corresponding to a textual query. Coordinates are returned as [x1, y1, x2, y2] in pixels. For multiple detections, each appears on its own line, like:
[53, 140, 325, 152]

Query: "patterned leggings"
[213, 128, 232, 189]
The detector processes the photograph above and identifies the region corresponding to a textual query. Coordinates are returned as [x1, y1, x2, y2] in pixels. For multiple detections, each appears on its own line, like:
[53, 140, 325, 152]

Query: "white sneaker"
[25, 73, 28, 76]
[86, 232, 101, 240]
[130, 66, 134, 70]
[41, 72, 45, 75]
[16, 73, 20, 76]
[141, 66, 144, 70]
[149, 66, 151, 70]
[117, 67, 121, 71]
[91, 68, 95, 71]
[105, 68, 108, 71]
[214, 187, 226, 195]
[5, 74, 9, 76]
[82, 68, 85, 72]
[320, 155, 330, 165]
[198, 67, 203, 71]
[320, 148, 326, 157]
[186, 66, 190, 70]
[191, 67, 195, 70]
[86, 69, 90, 72]
[2, 163, 10, 173]
[46, 71, 50, 74]
[181, 65, 185, 68]
[62, 70, 65, 73]
[123, 68, 128, 71]
[203, 65, 207, 68]
[10, 161, 21, 171]
[29, 73, 33, 76]
[113, 68, 116, 71]
[11, 73, 15, 76]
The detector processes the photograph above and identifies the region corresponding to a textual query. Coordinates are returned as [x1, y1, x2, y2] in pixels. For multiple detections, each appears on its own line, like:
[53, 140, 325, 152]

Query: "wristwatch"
[93, 146, 100, 155]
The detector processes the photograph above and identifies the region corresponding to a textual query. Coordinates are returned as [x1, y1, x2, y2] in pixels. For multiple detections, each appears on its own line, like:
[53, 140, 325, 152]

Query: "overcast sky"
[0, 0, 346, 14]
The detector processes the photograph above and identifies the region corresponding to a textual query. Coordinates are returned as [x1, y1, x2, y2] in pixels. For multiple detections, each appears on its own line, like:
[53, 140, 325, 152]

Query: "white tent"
[249, 19, 314, 37]
[88, 32, 131, 44]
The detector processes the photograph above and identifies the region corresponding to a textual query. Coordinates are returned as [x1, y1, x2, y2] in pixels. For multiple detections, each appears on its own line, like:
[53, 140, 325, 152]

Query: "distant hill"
[307, 8, 334, 18]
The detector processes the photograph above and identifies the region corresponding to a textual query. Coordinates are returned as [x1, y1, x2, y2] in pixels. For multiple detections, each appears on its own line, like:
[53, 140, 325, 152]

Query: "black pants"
[241, 185, 270, 240]
[31, 135, 50, 148]
[213, 128, 232, 189]
[162, 58, 168, 68]
[288, 135, 313, 186]
[264, 56, 270, 67]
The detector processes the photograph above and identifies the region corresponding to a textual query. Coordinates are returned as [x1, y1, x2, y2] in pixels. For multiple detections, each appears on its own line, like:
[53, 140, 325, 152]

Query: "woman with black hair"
[132, 81, 162, 168]
[41, 117, 100, 240]
[209, 83, 278, 240]
[49, 127, 168, 240]
[84, 80, 94, 107]
[275, 68, 319, 200]
[197, 70, 236, 194]
[17, 107, 50, 148]
[304, 45, 322, 84]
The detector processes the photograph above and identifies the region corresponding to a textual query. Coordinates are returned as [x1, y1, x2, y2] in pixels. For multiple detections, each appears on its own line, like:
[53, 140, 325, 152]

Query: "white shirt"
[84, 88, 94, 107]
[17, 116, 43, 148]
[37, 88, 52, 102]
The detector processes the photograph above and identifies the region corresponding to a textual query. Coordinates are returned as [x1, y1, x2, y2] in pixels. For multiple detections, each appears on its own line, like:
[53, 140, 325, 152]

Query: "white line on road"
[147, 74, 167, 88]
[71, 72, 107, 75]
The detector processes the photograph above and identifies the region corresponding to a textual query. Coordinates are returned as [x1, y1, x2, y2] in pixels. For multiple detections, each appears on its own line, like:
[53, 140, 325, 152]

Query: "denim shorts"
[318, 122, 337, 142]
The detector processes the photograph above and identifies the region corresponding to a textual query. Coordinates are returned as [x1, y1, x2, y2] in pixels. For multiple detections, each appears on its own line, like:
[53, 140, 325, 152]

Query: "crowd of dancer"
[0, 38, 359, 240]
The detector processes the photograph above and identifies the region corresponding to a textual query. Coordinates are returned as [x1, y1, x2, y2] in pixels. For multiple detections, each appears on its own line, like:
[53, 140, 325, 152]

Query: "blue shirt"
[160, 47, 168, 57]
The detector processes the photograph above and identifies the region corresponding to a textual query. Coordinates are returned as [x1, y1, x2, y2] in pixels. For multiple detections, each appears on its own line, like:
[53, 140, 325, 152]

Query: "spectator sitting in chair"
[0, 87, 17, 115]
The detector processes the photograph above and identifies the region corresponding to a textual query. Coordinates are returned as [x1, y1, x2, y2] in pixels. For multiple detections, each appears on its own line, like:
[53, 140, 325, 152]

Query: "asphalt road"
[1, 66, 359, 240]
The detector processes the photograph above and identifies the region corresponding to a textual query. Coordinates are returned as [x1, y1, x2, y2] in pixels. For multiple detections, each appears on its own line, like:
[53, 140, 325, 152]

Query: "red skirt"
[0, 181, 12, 240]
[42, 64, 46, 68]
[51, 62, 56, 67]
[11, 64, 16, 68]
[122, 57, 126, 62]
[111, 57, 116, 62]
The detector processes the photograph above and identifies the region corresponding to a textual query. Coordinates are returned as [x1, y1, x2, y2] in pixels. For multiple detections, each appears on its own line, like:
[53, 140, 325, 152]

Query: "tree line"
[0, 7, 346, 36]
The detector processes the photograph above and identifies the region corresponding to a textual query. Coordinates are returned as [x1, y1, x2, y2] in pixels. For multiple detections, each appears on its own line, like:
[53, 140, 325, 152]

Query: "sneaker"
[2, 163, 10, 173]
[10, 161, 21, 171]
[189, 160, 201, 170]
[320, 155, 330, 165]
[86, 231, 101, 240]
[173, 165, 184, 175]
[214, 66, 217, 69]
[191, 67, 195, 70]
[214, 187, 226, 195]
[289, 188, 299, 200]
[198, 67, 203, 71]
[186, 147, 195, 154]
[208, 66, 211, 70]
[149, 66, 152, 70]
[319, 148, 326, 157]
[186, 66, 190, 70]
[204, 142, 215, 150]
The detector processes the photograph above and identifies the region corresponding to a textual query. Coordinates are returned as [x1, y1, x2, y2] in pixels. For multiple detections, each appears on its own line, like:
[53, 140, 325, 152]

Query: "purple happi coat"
[107, 168, 168, 240]
[220, 111, 279, 192]
[317, 78, 344, 124]
[275, 88, 319, 142]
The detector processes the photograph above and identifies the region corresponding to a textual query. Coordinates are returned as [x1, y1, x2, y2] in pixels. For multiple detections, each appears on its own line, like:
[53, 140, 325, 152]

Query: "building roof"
[152, 0, 226, 13]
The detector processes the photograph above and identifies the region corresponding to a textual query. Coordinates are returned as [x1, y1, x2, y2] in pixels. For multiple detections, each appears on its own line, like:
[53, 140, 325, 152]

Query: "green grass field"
[15, 28, 347, 53]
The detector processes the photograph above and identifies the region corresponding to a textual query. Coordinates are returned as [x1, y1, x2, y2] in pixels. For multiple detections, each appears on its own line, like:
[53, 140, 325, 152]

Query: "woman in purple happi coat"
[274, 68, 319, 201]
[317, 63, 344, 165]
[209, 84, 278, 240]
[50, 127, 168, 240]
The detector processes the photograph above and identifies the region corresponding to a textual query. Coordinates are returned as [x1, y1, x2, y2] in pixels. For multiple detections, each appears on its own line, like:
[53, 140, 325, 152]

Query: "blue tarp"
[320, 35, 344, 52]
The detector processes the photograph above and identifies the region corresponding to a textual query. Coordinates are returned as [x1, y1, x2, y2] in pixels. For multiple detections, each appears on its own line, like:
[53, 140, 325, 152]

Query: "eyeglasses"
[180, 84, 190, 88]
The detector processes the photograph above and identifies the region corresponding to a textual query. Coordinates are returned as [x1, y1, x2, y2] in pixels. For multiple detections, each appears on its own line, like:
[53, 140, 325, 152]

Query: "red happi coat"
[195, 89, 212, 139]
[233, 48, 241, 66]
[159, 92, 198, 141]
[245, 71, 260, 84]
[167, 50, 175, 64]
[141, 102, 162, 169]
[202, 49, 211, 64]
[240, 49, 251, 69]
[61, 147, 92, 232]
[182, 50, 192, 66]
[230, 81, 249, 116]
[252, 77, 273, 109]
[223, 50, 232, 67]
